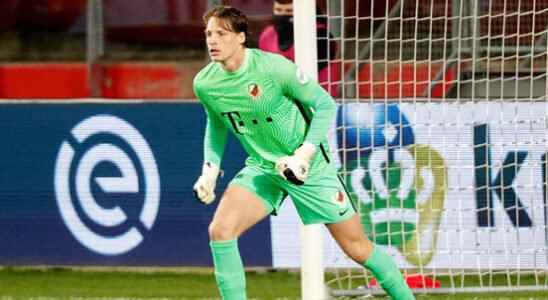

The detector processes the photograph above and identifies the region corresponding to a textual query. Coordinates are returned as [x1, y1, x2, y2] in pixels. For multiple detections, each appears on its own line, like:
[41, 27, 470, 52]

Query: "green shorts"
[229, 163, 356, 225]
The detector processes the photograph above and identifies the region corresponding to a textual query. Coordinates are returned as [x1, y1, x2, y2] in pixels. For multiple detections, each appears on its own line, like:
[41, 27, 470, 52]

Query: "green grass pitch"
[0, 268, 546, 300]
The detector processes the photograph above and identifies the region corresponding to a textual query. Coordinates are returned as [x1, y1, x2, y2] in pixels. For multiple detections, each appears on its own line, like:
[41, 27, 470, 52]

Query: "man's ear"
[238, 32, 246, 45]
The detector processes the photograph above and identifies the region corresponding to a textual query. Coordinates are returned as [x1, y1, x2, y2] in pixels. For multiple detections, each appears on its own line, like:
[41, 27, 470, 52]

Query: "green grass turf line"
[0, 268, 546, 299]
[0, 268, 300, 299]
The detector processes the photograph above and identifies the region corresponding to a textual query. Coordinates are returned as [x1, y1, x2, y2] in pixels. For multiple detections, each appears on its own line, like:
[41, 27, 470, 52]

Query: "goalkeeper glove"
[275, 142, 316, 185]
[193, 162, 221, 205]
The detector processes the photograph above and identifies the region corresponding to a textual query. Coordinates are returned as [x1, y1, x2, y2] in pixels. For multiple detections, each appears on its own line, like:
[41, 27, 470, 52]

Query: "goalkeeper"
[193, 5, 415, 300]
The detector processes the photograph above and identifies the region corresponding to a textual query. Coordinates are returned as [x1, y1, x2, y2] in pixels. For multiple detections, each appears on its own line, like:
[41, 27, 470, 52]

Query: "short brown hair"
[203, 6, 248, 45]
[275, 0, 293, 4]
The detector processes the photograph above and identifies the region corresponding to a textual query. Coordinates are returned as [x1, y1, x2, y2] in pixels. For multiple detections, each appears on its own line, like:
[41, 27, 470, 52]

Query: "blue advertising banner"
[0, 103, 272, 266]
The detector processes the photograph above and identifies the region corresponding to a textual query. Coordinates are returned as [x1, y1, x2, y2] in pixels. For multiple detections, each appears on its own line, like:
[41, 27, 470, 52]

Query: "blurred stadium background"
[0, 0, 547, 299]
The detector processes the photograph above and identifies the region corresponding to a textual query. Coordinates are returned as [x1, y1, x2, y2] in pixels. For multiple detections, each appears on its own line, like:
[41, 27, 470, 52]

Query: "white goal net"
[315, 0, 548, 296]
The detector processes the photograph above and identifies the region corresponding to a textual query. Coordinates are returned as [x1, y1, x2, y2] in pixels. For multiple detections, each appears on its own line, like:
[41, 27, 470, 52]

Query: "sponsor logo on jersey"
[248, 83, 261, 99]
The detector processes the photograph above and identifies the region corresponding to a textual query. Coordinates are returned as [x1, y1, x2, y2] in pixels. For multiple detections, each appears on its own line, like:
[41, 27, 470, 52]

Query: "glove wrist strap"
[295, 142, 316, 161]
[202, 161, 221, 180]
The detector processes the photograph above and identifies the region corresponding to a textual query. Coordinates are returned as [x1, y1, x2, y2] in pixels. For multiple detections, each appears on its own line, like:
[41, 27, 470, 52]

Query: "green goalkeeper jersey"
[193, 48, 336, 174]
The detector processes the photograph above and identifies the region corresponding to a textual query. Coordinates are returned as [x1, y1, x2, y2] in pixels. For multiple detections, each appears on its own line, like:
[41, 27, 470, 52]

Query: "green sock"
[210, 239, 246, 300]
[363, 246, 415, 300]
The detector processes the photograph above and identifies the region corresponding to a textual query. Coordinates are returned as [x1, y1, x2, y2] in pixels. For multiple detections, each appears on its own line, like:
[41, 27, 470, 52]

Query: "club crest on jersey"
[248, 83, 261, 100]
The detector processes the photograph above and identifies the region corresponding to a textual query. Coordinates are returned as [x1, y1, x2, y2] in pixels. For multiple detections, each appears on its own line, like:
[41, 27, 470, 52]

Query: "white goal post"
[293, 1, 328, 300]
[295, 0, 548, 298]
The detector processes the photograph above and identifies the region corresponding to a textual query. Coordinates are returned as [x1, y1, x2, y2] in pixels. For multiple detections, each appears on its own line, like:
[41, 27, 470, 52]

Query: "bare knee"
[345, 237, 374, 264]
[327, 214, 376, 264]
[208, 221, 238, 241]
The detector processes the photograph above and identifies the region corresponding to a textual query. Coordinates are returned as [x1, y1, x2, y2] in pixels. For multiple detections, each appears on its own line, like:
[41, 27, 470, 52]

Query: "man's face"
[205, 17, 245, 62]
[273, 2, 293, 16]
